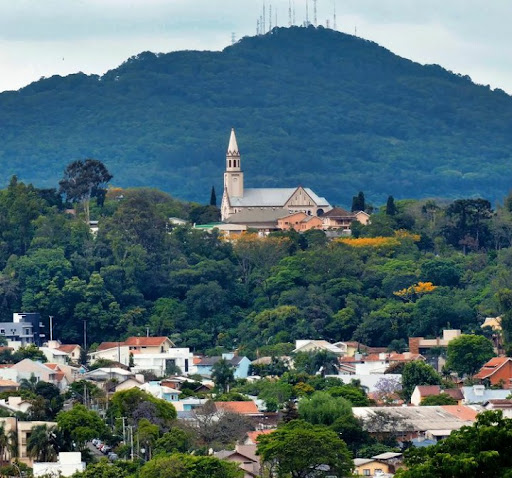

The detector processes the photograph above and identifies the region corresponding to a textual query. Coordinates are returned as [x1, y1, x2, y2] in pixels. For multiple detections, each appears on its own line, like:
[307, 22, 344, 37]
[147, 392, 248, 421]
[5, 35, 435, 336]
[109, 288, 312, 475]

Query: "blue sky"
[1, 0, 511, 93]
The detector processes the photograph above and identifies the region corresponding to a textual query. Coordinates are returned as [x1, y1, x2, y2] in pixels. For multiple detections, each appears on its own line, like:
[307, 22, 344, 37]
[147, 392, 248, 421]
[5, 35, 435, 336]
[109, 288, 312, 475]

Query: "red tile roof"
[57, 344, 80, 353]
[123, 337, 170, 347]
[444, 388, 464, 401]
[97, 342, 121, 352]
[246, 429, 275, 443]
[474, 357, 511, 380]
[215, 401, 261, 415]
[416, 385, 442, 397]
[441, 405, 478, 421]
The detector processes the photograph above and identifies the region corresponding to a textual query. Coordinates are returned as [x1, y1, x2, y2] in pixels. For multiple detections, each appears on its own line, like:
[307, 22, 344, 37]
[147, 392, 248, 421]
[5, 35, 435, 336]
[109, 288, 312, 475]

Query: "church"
[220, 129, 332, 226]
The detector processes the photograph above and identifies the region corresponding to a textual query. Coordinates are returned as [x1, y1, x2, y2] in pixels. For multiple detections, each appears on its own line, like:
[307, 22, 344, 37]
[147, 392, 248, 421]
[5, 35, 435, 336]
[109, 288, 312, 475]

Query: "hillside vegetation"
[3, 173, 512, 357]
[1, 26, 512, 205]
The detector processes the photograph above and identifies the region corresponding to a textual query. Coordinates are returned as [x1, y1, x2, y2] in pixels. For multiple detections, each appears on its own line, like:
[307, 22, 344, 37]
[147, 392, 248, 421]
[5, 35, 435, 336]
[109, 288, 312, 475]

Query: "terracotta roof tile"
[215, 401, 261, 415]
[123, 337, 170, 347]
[246, 429, 275, 443]
[57, 344, 80, 353]
[441, 405, 478, 421]
[97, 342, 121, 352]
[475, 357, 511, 380]
[416, 385, 442, 396]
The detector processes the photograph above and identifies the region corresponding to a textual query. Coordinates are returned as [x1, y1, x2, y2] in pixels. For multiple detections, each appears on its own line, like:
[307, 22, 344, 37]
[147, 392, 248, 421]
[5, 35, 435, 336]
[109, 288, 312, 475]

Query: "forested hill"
[2, 26, 512, 206]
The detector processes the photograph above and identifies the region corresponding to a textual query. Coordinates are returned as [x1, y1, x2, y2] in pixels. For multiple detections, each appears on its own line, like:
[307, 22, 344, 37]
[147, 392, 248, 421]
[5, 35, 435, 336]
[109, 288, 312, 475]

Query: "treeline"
[2, 175, 512, 355]
[2, 26, 512, 205]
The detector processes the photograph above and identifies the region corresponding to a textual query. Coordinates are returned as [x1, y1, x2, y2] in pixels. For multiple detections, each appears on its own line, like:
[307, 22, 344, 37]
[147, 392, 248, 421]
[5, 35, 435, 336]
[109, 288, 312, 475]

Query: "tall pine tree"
[210, 186, 217, 206]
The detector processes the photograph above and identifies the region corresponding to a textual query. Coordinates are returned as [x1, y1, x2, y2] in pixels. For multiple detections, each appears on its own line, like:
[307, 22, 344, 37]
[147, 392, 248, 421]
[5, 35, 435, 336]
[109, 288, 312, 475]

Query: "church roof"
[225, 208, 288, 224]
[229, 188, 330, 208]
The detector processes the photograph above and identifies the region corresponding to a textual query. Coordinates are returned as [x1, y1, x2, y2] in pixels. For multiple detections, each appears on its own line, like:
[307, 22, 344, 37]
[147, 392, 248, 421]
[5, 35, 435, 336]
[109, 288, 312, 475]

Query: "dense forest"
[1, 26, 512, 205]
[3, 171, 512, 357]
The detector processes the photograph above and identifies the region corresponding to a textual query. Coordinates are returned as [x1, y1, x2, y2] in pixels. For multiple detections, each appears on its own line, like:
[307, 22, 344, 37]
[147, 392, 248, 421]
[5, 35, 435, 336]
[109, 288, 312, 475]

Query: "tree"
[298, 391, 352, 426]
[59, 159, 112, 224]
[56, 404, 108, 450]
[386, 196, 397, 216]
[72, 459, 133, 478]
[395, 411, 512, 477]
[420, 394, 457, 406]
[26, 425, 60, 462]
[210, 186, 217, 206]
[446, 334, 495, 377]
[257, 420, 353, 478]
[401, 361, 441, 402]
[139, 454, 243, 478]
[211, 359, 235, 393]
[154, 428, 193, 455]
[351, 191, 365, 212]
[293, 350, 339, 376]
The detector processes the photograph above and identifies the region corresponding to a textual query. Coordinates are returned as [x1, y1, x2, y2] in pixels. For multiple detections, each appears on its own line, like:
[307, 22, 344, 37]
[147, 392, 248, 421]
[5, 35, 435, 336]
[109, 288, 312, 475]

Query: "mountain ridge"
[1, 26, 512, 206]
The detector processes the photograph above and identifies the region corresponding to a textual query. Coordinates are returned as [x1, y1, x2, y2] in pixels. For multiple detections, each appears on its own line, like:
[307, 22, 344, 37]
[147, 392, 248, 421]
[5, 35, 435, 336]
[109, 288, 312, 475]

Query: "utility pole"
[128, 425, 134, 461]
[116, 417, 127, 443]
[49, 316, 53, 341]
[83, 320, 87, 350]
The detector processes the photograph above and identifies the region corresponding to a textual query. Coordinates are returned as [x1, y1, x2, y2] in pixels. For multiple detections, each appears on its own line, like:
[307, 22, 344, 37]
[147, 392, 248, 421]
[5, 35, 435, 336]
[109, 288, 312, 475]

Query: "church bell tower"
[224, 128, 244, 198]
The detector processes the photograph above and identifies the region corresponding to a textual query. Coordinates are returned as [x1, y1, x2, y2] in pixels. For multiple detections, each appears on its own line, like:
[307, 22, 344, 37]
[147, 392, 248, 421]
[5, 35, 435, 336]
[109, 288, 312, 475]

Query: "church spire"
[227, 128, 240, 157]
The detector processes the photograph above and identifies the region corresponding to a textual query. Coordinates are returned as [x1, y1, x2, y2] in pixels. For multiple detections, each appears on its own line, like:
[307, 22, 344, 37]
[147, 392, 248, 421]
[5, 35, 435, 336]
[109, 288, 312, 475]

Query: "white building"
[33, 452, 85, 477]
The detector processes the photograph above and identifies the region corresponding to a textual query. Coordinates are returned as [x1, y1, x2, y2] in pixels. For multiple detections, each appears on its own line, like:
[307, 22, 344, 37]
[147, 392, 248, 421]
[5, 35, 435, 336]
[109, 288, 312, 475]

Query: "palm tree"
[0, 424, 9, 464]
[19, 374, 38, 393]
[26, 425, 59, 463]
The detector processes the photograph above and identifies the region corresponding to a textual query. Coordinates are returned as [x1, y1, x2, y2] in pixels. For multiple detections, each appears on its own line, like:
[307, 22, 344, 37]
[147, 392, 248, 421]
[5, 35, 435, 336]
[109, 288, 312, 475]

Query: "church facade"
[221, 129, 332, 223]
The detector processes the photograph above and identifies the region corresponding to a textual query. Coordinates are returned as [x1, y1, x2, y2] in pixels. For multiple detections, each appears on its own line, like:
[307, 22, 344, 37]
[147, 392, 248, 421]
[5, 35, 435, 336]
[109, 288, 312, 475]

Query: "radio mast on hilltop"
[269, 4, 272, 30]
[306, 0, 309, 25]
[333, 0, 337, 30]
[288, 0, 292, 26]
[314, 0, 318, 26]
[293, 0, 296, 24]
[263, 2, 266, 34]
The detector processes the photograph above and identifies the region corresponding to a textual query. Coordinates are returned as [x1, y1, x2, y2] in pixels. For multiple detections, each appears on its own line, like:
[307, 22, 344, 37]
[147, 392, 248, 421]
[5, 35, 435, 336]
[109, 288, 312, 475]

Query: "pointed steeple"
[227, 128, 240, 157]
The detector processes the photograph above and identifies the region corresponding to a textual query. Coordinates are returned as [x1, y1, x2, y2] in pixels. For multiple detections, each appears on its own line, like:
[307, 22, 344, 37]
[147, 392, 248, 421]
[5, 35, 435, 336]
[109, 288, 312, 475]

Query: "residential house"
[483, 399, 512, 418]
[89, 337, 195, 376]
[408, 329, 462, 371]
[9, 359, 65, 389]
[474, 357, 512, 388]
[139, 381, 182, 402]
[339, 352, 424, 375]
[330, 374, 402, 394]
[0, 396, 31, 414]
[321, 207, 370, 232]
[354, 452, 403, 476]
[411, 385, 464, 406]
[277, 212, 323, 232]
[462, 385, 510, 404]
[33, 452, 86, 477]
[39, 347, 70, 365]
[0, 313, 45, 347]
[0, 379, 18, 393]
[353, 405, 478, 443]
[215, 444, 260, 478]
[293, 340, 346, 355]
[84, 367, 142, 388]
[0, 417, 58, 466]
[196, 353, 251, 379]
[244, 429, 275, 445]
[57, 344, 82, 363]
[214, 401, 263, 418]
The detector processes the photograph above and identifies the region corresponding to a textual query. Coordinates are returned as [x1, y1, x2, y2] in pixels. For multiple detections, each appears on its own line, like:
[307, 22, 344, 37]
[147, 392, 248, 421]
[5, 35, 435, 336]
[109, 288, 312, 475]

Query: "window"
[0, 329, 4, 335]
[363, 471, 371, 476]
[229, 160, 231, 167]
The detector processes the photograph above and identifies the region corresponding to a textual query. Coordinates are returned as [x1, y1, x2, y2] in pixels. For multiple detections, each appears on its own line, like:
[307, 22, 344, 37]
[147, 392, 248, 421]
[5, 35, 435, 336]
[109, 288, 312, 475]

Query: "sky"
[0, 0, 511, 94]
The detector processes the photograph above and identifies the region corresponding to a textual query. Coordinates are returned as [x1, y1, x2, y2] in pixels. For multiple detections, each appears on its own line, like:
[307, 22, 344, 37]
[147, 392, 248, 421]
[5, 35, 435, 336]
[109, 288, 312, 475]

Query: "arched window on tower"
[229, 160, 232, 168]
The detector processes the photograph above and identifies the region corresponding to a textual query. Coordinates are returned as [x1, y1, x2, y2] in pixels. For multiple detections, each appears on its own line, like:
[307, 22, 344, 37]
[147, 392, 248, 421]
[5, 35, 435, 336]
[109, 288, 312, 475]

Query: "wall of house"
[355, 461, 391, 476]
[488, 362, 512, 388]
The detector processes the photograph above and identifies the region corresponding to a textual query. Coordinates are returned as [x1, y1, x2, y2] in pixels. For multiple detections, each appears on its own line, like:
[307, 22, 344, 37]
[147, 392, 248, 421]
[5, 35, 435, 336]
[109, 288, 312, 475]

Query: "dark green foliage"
[386, 196, 397, 216]
[396, 411, 512, 478]
[446, 334, 495, 377]
[420, 394, 457, 406]
[352, 191, 366, 212]
[209, 186, 217, 207]
[401, 361, 441, 402]
[2, 28, 512, 205]
[257, 419, 353, 478]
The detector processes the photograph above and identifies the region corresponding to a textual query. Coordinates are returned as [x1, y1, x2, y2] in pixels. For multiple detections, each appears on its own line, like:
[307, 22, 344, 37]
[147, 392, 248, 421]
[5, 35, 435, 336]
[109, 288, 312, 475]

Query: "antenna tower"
[231, 32, 236, 45]
[293, 0, 296, 25]
[257, 18, 260, 35]
[269, 4, 272, 30]
[288, 0, 292, 26]
[306, 0, 309, 26]
[326, 19, 330, 28]
[276, 9, 278, 27]
[333, 0, 337, 30]
[314, 0, 318, 26]
[262, 2, 266, 34]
